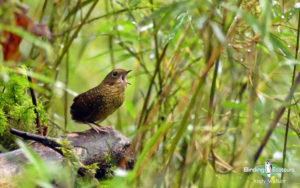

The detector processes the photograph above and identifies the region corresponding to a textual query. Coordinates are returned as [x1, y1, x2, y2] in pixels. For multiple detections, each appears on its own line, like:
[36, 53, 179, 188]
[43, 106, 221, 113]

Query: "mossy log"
[0, 127, 134, 180]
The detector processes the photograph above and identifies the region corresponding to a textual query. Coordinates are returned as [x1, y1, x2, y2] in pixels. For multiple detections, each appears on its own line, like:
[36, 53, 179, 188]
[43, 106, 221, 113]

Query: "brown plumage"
[70, 69, 131, 132]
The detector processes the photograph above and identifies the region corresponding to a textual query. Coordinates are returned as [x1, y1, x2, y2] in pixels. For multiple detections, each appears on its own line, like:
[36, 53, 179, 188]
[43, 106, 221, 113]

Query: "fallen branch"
[0, 127, 134, 180]
[9, 128, 63, 155]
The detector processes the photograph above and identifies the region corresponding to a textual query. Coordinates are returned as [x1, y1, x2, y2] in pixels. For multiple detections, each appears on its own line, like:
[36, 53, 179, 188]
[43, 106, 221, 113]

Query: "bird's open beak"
[125, 70, 131, 85]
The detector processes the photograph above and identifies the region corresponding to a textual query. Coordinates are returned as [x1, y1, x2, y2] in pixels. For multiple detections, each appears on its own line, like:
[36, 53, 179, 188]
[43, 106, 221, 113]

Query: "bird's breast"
[92, 86, 125, 122]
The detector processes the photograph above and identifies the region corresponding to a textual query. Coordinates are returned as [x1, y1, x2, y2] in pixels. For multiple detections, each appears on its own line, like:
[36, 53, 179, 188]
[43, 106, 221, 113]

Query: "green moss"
[0, 70, 48, 150]
[57, 139, 98, 177]
[0, 108, 7, 135]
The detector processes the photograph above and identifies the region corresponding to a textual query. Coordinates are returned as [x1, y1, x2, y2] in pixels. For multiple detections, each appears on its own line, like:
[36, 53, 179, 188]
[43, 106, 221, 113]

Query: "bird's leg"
[93, 122, 114, 130]
[87, 123, 100, 133]
[92, 122, 101, 127]
[91, 122, 109, 133]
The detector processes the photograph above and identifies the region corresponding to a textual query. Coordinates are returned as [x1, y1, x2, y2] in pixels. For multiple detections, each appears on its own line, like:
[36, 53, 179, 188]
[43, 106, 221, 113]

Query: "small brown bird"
[70, 69, 131, 132]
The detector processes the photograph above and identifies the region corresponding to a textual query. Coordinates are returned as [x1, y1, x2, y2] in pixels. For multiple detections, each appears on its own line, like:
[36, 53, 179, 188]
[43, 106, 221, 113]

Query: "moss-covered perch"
[0, 127, 134, 179]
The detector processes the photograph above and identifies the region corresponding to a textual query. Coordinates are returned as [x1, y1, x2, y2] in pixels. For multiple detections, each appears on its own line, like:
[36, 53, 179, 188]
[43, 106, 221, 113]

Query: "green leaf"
[164, 12, 191, 45]
[270, 34, 294, 58]
[139, 3, 179, 26]
[130, 121, 173, 179]
[222, 3, 264, 35]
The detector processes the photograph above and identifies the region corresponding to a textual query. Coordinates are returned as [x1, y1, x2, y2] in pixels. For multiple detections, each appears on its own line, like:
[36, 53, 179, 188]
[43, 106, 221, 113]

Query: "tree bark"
[0, 127, 134, 180]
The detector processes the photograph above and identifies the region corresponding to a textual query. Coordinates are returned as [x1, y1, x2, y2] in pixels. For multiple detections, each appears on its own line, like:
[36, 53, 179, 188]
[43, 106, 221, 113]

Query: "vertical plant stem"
[27, 72, 43, 135]
[106, 0, 115, 69]
[208, 58, 219, 170]
[39, 0, 48, 22]
[239, 73, 300, 187]
[133, 44, 168, 151]
[165, 48, 221, 167]
[64, 51, 69, 132]
[199, 164, 207, 188]
[253, 74, 300, 163]
[62, 3, 77, 132]
[282, 0, 284, 14]
[136, 44, 168, 128]
[280, 8, 300, 185]
[150, 0, 163, 92]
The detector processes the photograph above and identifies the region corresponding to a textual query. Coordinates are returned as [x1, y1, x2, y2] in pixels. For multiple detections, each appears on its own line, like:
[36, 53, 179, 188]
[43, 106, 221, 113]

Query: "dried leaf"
[0, 4, 52, 61]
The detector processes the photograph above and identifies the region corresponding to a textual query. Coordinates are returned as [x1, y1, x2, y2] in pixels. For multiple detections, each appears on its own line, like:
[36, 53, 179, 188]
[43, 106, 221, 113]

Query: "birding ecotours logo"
[244, 160, 295, 178]
[265, 160, 272, 178]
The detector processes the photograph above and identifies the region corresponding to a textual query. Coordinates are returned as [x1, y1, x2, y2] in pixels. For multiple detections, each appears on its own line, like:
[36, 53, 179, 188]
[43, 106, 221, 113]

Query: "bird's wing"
[70, 88, 104, 122]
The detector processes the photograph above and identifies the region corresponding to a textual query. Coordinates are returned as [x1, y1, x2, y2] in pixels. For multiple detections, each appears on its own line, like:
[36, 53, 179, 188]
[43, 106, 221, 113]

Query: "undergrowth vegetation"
[1, 0, 300, 187]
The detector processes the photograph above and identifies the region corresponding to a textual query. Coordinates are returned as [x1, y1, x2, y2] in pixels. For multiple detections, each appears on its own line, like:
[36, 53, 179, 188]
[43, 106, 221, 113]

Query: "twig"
[57, 7, 148, 36]
[9, 128, 63, 155]
[272, 23, 297, 31]
[117, 38, 151, 77]
[63, 0, 95, 21]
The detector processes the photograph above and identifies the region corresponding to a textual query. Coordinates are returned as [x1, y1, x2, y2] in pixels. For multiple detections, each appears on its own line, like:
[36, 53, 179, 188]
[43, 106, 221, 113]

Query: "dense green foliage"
[0, 70, 48, 149]
[1, 0, 300, 187]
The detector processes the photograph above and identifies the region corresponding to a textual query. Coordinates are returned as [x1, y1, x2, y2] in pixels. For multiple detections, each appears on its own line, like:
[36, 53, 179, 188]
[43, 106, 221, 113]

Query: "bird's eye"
[112, 71, 118, 77]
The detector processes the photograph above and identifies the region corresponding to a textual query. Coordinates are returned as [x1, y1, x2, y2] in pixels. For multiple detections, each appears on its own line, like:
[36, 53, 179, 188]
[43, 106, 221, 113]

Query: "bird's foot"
[88, 123, 109, 133]
[93, 122, 114, 131]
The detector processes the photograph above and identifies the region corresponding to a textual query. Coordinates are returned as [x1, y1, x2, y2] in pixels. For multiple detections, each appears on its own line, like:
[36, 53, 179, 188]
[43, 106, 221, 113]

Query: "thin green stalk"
[165, 55, 217, 167]
[64, 51, 69, 132]
[208, 58, 219, 170]
[63, 4, 77, 132]
[133, 45, 168, 151]
[53, 0, 98, 70]
[64, 0, 95, 21]
[137, 45, 168, 129]
[106, 0, 115, 69]
[253, 73, 300, 163]
[131, 121, 173, 178]
[280, 8, 300, 185]
[117, 37, 151, 77]
[28, 0, 49, 59]
[239, 72, 300, 186]
[199, 163, 207, 188]
[150, 0, 163, 93]
[39, 0, 48, 22]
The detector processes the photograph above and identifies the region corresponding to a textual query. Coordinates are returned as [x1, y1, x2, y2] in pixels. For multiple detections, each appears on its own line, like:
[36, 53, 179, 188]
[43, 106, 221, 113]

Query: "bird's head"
[103, 69, 131, 88]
